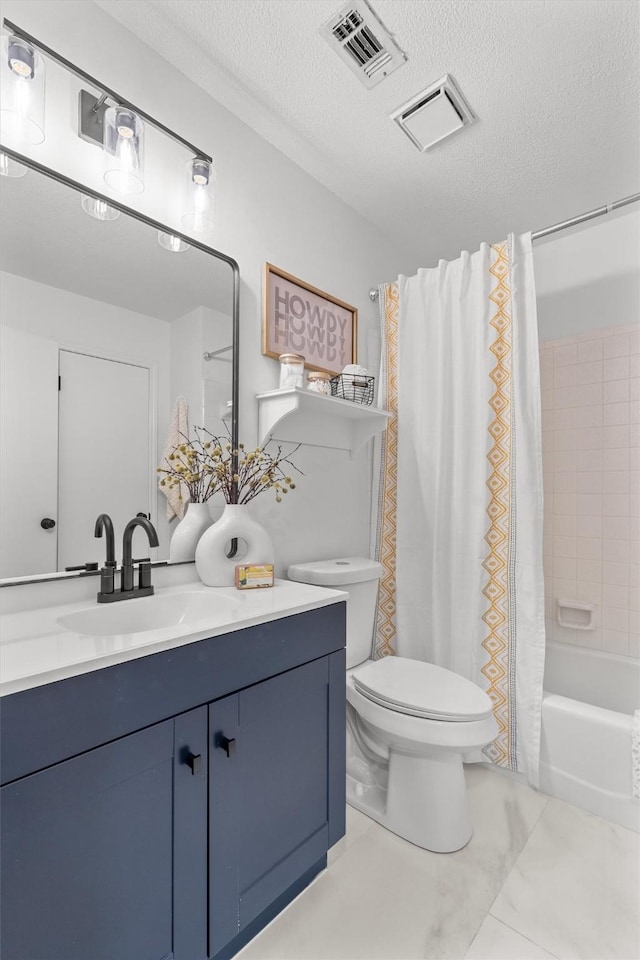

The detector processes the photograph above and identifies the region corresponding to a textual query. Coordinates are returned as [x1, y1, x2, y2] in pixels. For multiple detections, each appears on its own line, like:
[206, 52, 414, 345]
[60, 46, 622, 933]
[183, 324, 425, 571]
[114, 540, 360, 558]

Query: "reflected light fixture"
[0, 34, 46, 145]
[0, 151, 27, 177]
[158, 231, 190, 253]
[104, 105, 144, 195]
[181, 158, 215, 233]
[80, 194, 120, 221]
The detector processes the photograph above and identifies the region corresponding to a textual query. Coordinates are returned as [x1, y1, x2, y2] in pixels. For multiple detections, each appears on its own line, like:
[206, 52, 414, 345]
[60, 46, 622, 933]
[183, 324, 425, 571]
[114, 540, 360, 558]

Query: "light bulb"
[104, 106, 144, 195]
[0, 35, 45, 145]
[81, 195, 120, 221]
[181, 158, 215, 233]
[158, 232, 190, 253]
[0, 152, 27, 177]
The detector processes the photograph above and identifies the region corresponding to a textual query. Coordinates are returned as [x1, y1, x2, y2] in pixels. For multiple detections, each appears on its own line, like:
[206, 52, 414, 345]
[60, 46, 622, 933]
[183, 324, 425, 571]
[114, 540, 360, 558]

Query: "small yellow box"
[235, 563, 275, 589]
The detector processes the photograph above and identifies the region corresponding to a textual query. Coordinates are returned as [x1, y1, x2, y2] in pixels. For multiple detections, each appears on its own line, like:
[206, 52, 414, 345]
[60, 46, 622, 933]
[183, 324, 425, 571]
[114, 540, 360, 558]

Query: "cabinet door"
[209, 656, 331, 956]
[1, 718, 200, 960]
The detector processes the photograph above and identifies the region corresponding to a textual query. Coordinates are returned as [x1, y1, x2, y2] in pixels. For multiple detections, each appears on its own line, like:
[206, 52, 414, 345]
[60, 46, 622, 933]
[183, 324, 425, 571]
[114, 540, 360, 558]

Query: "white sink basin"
[58, 591, 240, 637]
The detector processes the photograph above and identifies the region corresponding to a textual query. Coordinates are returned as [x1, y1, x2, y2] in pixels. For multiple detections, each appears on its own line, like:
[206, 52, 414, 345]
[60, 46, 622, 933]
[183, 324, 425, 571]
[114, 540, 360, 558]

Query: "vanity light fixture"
[0, 33, 45, 145]
[80, 194, 120, 221]
[0, 150, 27, 177]
[103, 105, 144, 195]
[181, 158, 215, 233]
[158, 231, 190, 253]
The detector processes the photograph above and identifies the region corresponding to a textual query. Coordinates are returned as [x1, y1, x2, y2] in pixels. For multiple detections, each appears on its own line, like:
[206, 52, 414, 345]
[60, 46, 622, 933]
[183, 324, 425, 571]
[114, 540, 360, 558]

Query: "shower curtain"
[371, 235, 545, 785]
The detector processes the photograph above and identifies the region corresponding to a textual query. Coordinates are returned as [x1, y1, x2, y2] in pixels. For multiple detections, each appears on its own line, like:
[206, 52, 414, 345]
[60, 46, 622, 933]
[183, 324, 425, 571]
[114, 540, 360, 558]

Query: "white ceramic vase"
[169, 502, 212, 562]
[195, 503, 274, 587]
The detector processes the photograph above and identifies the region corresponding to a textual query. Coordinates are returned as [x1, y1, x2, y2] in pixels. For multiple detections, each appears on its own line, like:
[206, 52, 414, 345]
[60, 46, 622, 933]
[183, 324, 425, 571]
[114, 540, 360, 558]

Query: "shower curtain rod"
[368, 191, 640, 301]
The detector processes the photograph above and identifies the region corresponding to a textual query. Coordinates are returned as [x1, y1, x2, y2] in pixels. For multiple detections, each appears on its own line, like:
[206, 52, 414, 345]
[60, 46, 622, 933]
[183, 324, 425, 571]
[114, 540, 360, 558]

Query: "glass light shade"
[158, 231, 190, 253]
[0, 35, 46, 146]
[181, 158, 215, 233]
[103, 105, 144, 195]
[81, 195, 120, 221]
[0, 151, 27, 177]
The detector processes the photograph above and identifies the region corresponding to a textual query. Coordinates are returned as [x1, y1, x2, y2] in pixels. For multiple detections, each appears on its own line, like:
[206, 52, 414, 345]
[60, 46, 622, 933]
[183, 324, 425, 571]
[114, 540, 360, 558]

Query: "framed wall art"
[262, 262, 358, 375]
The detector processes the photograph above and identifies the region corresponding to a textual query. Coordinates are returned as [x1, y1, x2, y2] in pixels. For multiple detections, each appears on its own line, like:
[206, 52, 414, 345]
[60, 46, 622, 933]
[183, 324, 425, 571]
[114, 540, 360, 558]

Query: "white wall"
[534, 207, 640, 342]
[0, 0, 409, 583]
[0, 270, 172, 555]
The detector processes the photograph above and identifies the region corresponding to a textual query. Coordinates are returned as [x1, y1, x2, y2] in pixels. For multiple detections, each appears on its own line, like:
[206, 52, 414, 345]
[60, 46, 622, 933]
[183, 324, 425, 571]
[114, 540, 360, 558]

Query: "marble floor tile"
[328, 803, 375, 867]
[491, 798, 640, 960]
[464, 916, 557, 959]
[236, 766, 548, 960]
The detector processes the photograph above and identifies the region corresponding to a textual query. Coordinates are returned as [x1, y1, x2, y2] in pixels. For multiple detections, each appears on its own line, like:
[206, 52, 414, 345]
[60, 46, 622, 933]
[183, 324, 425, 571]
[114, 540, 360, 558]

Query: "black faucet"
[121, 516, 159, 594]
[95, 514, 117, 567]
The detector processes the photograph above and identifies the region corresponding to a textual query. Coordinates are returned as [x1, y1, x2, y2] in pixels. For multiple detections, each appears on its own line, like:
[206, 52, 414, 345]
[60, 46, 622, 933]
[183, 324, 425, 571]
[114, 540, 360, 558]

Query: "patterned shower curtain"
[370, 234, 545, 785]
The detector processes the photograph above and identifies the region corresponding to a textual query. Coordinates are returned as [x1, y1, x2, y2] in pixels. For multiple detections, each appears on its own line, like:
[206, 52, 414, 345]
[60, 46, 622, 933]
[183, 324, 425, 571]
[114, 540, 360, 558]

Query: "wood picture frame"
[262, 262, 358, 376]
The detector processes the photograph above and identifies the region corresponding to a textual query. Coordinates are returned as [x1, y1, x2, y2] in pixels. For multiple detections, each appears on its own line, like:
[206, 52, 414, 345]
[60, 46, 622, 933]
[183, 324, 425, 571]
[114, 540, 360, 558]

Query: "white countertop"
[0, 580, 347, 697]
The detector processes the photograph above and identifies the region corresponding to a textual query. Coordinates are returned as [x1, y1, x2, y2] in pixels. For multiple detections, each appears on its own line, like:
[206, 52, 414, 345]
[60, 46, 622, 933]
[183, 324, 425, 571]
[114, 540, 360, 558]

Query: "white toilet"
[288, 557, 498, 853]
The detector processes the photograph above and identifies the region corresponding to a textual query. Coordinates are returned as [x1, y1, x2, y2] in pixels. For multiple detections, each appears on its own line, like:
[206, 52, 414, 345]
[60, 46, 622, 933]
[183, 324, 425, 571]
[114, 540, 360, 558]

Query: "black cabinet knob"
[40, 518, 56, 530]
[218, 735, 236, 758]
[186, 752, 202, 775]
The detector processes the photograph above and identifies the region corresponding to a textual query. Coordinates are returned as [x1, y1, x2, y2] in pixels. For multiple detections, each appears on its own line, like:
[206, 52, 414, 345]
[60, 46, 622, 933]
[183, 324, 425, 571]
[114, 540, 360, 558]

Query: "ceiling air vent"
[320, 0, 407, 89]
[390, 75, 475, 152]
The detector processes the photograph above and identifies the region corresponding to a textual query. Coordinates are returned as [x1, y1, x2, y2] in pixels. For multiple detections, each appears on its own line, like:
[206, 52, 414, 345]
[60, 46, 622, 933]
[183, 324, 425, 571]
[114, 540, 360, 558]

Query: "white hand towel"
[160, 397, 189, 520]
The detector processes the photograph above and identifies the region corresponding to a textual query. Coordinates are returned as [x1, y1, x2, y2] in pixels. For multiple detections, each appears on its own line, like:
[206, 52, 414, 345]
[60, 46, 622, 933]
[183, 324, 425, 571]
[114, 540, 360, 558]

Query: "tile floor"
[235, 766, 640, 960]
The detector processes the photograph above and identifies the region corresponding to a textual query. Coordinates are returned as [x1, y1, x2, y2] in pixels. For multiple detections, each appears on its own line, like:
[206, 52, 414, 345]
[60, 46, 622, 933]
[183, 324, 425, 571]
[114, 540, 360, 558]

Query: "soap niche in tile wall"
[257, 388, 392, 458]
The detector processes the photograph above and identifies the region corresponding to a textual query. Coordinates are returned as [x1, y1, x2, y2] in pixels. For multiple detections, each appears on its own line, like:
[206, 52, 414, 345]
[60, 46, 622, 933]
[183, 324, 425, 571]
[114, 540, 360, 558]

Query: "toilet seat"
[352, 657, 493, 722]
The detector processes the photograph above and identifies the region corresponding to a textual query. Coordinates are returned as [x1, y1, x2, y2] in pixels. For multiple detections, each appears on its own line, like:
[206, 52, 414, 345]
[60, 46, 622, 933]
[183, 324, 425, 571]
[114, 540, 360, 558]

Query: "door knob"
[40, 518, 56, 529]
[186, 752, 202, 775]
[218, 735, 236, 757]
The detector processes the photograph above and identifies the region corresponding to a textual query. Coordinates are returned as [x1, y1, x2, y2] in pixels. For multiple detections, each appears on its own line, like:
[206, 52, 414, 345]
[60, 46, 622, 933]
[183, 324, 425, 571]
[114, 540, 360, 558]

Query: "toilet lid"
[352, 657, 494, 722]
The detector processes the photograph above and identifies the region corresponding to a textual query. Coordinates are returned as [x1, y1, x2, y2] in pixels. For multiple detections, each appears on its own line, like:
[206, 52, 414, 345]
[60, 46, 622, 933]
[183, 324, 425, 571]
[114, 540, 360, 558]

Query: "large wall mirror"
[0, 158, 239, 581]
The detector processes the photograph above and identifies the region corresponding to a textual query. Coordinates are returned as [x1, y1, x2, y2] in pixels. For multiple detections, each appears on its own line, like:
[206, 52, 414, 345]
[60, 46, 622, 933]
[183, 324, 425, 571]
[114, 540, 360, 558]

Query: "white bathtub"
[540, 641, 640, 832]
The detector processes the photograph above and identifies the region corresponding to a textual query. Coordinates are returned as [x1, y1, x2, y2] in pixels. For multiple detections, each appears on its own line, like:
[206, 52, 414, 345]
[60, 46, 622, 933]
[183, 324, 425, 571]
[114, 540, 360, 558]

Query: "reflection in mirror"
[0, 165, 235, 580]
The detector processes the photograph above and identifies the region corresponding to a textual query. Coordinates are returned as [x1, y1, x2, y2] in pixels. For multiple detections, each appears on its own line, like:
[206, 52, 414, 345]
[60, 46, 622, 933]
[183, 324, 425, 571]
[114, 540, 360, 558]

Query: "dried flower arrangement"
[157, 427, 301, 505]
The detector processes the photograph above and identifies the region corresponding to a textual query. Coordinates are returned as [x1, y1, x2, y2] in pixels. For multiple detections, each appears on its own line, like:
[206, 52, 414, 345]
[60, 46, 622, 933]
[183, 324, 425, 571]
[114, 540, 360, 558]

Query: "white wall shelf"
[256, 388, 392, 458]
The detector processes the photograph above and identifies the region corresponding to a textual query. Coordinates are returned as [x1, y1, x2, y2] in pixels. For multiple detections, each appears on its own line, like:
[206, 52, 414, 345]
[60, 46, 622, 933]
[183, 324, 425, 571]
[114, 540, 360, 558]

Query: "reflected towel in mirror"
[160, 397, 189, 520]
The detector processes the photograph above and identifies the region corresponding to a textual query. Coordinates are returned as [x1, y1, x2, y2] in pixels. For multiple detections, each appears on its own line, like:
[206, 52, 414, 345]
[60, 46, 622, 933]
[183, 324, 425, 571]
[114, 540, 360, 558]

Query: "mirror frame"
[0, 145, 240, 586]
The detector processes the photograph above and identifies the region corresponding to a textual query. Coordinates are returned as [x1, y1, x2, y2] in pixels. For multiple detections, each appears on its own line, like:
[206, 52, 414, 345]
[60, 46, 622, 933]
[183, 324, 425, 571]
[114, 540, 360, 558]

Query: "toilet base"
[347, 749, 473, 853]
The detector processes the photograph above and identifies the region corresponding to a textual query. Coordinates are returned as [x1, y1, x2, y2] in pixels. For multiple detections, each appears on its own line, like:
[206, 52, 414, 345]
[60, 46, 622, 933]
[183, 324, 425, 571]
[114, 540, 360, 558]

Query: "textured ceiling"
[96, 0, 640, 268]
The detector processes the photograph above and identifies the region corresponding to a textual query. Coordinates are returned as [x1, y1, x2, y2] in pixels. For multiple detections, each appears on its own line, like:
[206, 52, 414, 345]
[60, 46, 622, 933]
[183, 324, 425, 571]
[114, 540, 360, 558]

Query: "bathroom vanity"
[0, 583, 346, 960]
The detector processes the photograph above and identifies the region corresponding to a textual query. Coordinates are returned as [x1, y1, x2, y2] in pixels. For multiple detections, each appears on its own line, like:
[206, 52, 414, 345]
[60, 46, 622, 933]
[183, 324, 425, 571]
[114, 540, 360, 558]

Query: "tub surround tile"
[603, 333, 631, 360]
[577, 339, 603, 364]
[575, 538, 601, 561]
[576, 515, 602, 538]
[575, 580, 601, 603]
[491, 800, 640, 960]
[604, 379, 630, 403]
[464, 916, 557, 960]
[604, 356, 630, 381]
[601, 629, 629, 656]
[554, 365, 578, 389]
[602, 560, 629, 586]
[577, 448, 603, 471]
[554, 344, 578, 367]
[554, 386, 578, 410]
[578, 360, 603, 385]
[577, 382, 603, 406]
[603, 401, 630, 426]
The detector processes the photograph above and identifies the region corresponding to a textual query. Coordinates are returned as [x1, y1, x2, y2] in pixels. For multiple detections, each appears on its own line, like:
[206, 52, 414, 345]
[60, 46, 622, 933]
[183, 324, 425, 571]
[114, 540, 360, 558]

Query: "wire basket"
[330, 373, 375, 406]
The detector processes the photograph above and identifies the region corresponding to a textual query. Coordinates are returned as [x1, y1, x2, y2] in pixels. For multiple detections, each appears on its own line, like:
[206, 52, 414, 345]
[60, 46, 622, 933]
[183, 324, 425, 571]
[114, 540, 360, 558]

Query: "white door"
[0, 326, 59, 577]
[57, 351, 151, 571]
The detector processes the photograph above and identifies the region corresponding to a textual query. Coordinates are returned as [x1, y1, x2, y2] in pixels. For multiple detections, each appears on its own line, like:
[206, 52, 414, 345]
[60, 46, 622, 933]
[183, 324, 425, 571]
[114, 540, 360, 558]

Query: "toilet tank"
[287, 557, 383, 669]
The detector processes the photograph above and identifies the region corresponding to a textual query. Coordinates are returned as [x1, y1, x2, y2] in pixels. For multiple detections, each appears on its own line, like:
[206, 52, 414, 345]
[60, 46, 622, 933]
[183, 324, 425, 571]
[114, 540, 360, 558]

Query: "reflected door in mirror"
[58, 351, 151, 570]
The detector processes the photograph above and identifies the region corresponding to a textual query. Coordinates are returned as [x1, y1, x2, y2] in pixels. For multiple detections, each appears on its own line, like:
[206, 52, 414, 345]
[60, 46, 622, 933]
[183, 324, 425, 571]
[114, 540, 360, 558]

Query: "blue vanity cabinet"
[0, 603, 346, 960]
[209, 654, 344, 959]
[0, 708, 208, 960]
